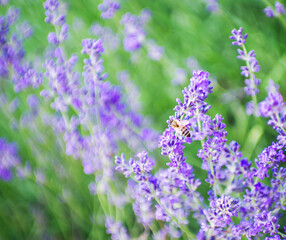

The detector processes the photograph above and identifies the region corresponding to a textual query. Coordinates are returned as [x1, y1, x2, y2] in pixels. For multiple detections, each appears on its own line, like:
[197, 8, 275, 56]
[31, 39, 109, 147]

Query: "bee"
[169, 119, 191, 138]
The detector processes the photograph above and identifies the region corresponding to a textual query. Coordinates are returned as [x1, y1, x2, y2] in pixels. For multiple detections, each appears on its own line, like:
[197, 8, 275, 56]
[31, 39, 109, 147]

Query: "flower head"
[98, 0, 120, 19]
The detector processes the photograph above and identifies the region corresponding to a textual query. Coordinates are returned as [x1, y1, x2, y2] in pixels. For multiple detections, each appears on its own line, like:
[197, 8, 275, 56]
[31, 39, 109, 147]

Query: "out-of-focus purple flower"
[16, 21, 33, 38]
[17, 162, 31, 179]
[275, 2, 285, 15]
[205, 0, 219, 13]
[115, 153, 132, 178]
[171, 68, 187, 86]
[130, 181, 154, 227]
[121, 11, 148, 52]
[43, 0, 66, 26]
[47, 32, 59, 44]
[259, 80, 284, 118]
[186, 57, 200, 72]
[0, 0, 9, 5]
[88, 181, 97, 195]
[116, 151, 154, 181]
[146, 39, 164, 61]
[264, 6, 275, 17]
[6, 7, 19, 25]
[105, 217, 130, 240]
[0, 8, 42, 92]
[263, 2, 285, 18]
[90, 24, 120, 52]
[258, 80, 286, 146]
[0, 139, 20, 181]
[35, 169, 46, 185]
[98, 0, 120, 19]
[117, 71, 141, 112]
[81, 38, 107, 83]
[9, 98, 19, 113]
[27, 94, 39, 114]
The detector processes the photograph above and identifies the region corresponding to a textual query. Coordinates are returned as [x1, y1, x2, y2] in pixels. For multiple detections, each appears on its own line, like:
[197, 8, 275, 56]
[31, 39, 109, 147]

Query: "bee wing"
[179, 120, 190, 127]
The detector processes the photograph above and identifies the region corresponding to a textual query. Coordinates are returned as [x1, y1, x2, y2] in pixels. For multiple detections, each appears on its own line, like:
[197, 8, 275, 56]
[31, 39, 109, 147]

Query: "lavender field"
[1, 0, 286, 239]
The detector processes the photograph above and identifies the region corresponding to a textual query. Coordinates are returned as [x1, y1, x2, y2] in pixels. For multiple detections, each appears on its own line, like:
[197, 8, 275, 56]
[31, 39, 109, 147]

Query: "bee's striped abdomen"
[182, 127, 191, 137]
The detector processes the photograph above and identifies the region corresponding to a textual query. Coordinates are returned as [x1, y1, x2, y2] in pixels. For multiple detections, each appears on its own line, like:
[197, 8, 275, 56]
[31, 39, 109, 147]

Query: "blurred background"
[0, 0, 286, 239]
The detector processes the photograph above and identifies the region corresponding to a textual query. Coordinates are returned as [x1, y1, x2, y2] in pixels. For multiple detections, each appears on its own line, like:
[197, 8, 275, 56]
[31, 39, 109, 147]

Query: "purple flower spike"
[115, 153, 132, 178]
[105, 217, 130, 240]
[0, 139, 20, 181]
[230, 27, 248, 46]
[204, 194, 240, 227]
[275, 2, 285, 15]
[264, 6, 275, 17]
[121, 11, 148, 52]
[98, 0, 120, 19]
[230, 27, 261, 114]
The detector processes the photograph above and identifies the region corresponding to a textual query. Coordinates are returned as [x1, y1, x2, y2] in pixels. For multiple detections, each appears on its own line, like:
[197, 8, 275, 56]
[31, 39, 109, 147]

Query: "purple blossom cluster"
[98, 0, 120, 19]
[0, 7, 42, 92]
[40, 0, 159, 231]
[230, 27, 261, 115]
[0, 0, 9, 5]
[0, 138, 20, 181]
[2, 0, 286, 239]
[90, 24, 120, 52]
[120, 10, 164, 60]
[264, 2, 285, 18]
[116, 149, 202, 237]
[205, 0, 219, 13]
[146, 39, 164, 61]
[116, 67, 286, 239]
[121, 10, 149, 52]
[258, 80, 286, 145]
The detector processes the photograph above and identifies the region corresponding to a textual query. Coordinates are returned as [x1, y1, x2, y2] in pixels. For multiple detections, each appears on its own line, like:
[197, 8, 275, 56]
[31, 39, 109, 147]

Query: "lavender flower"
[43, 0, 66, 26]
[130, 181, 154, 227]
[254, 211, 279, 235]
[90, 24, 120, 52]
[275, 2, 285, 15]
[105, 217, 130, 240]
[88, 181, 97, 195]
[0, 0, 9, 5]
[171, 68, 187, 86]
[0, 138, 20, 181]
[0, 8, 42, 92]
[186, 57, 200, 72]
[41, 3, 160, 237]
[205, 0, 219, 13]
[116, 58, 286, 239]
[146, 39, 164, 61]
[98, 0, 120, 19]
[230, 27, 261, 115]
[121, 11, 148, 52]
[254, 142, 285, 180]
[204, 194, 240, 227]
[264, 6, 275, 17]
[258, 80, 286, 145]
[263, 2, 285, 18]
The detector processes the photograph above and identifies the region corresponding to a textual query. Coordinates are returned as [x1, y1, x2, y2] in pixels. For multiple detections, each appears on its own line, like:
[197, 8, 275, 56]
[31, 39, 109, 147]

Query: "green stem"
[278, 231, 286, 238]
